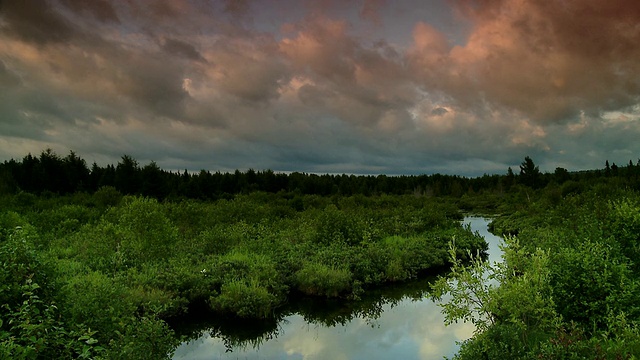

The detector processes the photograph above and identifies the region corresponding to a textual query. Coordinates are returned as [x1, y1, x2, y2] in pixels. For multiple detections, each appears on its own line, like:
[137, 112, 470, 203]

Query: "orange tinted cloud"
[410, 0, 640, 122]
[0, 0, 639, 174]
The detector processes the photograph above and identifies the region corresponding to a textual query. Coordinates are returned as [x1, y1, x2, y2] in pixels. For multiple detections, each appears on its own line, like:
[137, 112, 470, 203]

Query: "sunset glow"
[1, 0, 639, 174]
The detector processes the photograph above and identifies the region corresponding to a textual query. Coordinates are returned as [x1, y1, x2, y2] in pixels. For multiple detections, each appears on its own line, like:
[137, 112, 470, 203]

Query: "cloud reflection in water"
[173, 218, 500, 360]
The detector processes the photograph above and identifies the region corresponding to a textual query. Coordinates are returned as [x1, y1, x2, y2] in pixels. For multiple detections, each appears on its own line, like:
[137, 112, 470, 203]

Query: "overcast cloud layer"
[1, 0, 639, 175]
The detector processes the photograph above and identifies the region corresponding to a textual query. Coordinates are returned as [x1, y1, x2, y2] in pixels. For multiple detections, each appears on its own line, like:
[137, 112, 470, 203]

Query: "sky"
[1, 0, 639, 176]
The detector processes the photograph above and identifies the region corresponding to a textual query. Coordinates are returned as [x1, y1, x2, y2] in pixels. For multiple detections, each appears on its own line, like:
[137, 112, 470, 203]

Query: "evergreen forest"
[1, 149, 640, 359]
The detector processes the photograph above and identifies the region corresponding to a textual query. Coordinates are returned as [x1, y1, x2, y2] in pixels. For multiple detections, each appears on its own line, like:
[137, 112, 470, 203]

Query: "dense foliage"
[2, 149, 640, 359]
[434, 182, 640, 359]
[0, 187, 483, 359]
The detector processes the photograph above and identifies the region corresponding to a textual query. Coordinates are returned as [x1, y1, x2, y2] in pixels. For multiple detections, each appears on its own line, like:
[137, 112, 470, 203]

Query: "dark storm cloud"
[1, 0, 199, 122]
[0, 60, 21, 86]
[0, 0, 78, 45]
[223, 0, 251, 18]
[115, 55, 190, 119]
[161, 37, 207, 63]
[0, 0, 638, 176]
[58, 0, 120, 23]
[430, 107, 448, 116]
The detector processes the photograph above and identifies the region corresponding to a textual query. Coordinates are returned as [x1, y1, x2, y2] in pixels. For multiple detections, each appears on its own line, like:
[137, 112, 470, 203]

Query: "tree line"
[1, 149, 639, 199]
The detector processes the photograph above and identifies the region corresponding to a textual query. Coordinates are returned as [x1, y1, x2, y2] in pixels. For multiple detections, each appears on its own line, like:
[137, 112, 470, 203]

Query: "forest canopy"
[1, 149, 639, 200]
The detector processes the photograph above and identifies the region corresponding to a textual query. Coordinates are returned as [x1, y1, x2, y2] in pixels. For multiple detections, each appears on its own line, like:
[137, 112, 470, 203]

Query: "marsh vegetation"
[1, 151, 640, 359]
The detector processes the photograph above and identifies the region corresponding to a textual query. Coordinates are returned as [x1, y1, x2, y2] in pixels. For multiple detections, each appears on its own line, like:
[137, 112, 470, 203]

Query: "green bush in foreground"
[1, 280, 105, 360]
[435, 189, 640, 360]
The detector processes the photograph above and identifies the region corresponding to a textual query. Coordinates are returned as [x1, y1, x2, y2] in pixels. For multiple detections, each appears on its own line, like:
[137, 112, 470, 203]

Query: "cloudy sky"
[1, 0, 639, 175]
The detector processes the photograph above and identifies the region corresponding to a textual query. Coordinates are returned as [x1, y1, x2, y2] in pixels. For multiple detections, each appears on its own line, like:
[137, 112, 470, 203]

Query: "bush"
[1, 280, 105, 360]
[58, 271, 134, 332]
[209, 279, 279, 318]
[445, 190, 640, 360]
[608, 198, 640, 268]
[0, 226, 53, 308]
[548, 239, 640, 332]
[93, 186, 122, 208]
[104, 315, 176, 360]
[294, 263, 352, 297]
[0, 211, 28, 240]
[109, 197, 178, 264]
[454, 323, 536, 360]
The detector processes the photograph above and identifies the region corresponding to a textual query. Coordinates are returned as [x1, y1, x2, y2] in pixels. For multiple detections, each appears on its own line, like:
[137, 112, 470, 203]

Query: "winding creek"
[172, 217, 503, 360]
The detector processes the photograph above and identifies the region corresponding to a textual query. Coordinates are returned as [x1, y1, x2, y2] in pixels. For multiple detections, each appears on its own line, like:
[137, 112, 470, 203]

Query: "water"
[172, 217, 502, 360]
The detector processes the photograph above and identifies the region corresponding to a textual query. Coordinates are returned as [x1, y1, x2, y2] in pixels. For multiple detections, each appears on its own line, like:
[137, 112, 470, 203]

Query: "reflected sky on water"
[172, 217, 502, 360]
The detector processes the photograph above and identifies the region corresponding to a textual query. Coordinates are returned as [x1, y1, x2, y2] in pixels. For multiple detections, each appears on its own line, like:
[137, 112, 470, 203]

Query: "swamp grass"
[0, 191, 485, 359]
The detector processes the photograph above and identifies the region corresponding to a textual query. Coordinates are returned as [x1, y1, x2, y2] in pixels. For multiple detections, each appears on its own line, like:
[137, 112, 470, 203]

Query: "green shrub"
[28, 204, 97, 236]
[0, 211, 28, 240]
[314, 205, 367, 245]
[446, 190, 640, 360]
[537, 320, 640, 360]
[63, 197, 180, 272]
[350, 244, 389, 284]
[184, 227, 234, 256]
[93, 186, 122, 208]
[0, 226, 53, 307]
[58, 271, 134, 332]
[63, 221, 128, 273]
[209, 251, 280, 286]
[209, 279, 279, 318]
[1, 280, 105, 360]
[110, 197, 178, 264]
[104, 315, 176, 360]
[548, 239, 640, 332]
[11, 192, 38, 211]
[293, 262, 352, 297]
[608, 198, 640, 268]
[385, 258, 407, 281]
[381, 235, 449, 281]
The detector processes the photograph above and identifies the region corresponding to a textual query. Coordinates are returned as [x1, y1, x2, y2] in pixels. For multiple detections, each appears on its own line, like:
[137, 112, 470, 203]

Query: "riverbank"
[172, 217, 503, 360]
[436, 189, 640, 359]
[0, 192, 486, 359]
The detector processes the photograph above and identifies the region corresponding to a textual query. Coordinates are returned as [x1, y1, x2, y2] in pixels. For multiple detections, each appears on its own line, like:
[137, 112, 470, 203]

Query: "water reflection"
[465, 216, 503, 265]
[172, 217, 501, 360]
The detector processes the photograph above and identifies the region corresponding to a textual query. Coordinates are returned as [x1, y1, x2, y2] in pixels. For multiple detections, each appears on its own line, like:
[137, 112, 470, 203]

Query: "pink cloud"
[278, 16, 417, 128]
[409, 0, 640, 122]
[279, 17, 356, 80]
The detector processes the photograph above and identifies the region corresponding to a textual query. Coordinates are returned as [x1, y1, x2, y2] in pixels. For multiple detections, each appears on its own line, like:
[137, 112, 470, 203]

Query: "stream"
[172, 217, 503, 360]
